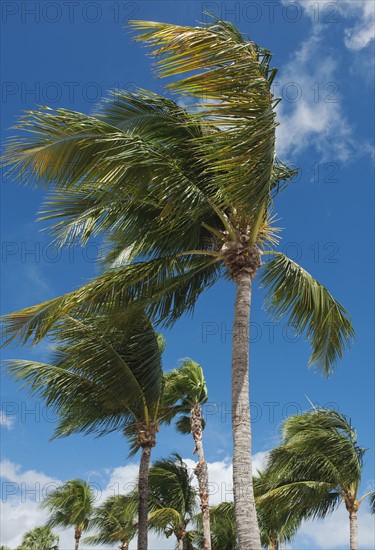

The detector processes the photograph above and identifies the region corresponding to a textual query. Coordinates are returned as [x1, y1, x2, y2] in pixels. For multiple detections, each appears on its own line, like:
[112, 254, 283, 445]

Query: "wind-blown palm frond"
[42, 479, 95, 533]
[148, 454, 198, 541]
[260, 253, 354, 375]
[259, 409, 367, 525]
[5, 310, 163, 441]
[83, 495, 137, 546]
[130, 18, 278, 212]
[16, 526, 59, 550]
[2, 254, 221, 346]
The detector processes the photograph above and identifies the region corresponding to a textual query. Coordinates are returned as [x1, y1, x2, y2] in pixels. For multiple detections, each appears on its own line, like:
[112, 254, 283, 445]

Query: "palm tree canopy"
[257, 409, 366, 520]
[148, 453, 198, 537]
[83, 494, 137, 546]
[2, 17, 353, 377]
[16, 526, 59, 550]
[42, 479, 95, 532]
[163, 359, 208, 434]
[5, 310, 163, 449]
[254, 472, 301, 547]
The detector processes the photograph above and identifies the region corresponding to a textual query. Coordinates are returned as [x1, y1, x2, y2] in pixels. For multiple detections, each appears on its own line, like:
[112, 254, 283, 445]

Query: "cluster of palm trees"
[1, 14, 366, 550]
[4, 408, 374, 550]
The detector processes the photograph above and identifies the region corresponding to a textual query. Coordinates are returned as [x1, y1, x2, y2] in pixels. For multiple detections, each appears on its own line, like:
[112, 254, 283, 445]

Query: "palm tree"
[370, 492, 375, 514]
[83, 495, 137, 550]
[259, 409, 373, 550]
[254, 472, 301, 550]
[148, 454, 197, 550]
[163, 359, 211, 549]
[2, 17, 355, 549]
[5, 311, 164, 550]
[42, 479, 95, 550]
[195, 502, 237, 550]
[16, 526, 58, 550]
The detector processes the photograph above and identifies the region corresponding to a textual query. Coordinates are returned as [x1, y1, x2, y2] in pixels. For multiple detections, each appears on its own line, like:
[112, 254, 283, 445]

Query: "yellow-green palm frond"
[260, 253, 354, 375]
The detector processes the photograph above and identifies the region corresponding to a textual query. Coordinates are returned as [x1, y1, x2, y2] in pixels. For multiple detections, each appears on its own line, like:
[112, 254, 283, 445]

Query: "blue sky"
[1, 1, 374, 548]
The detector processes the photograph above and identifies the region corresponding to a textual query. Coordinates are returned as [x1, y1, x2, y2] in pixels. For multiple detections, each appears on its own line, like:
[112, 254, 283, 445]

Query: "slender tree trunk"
[349, 510, 358, 550]
[74, 527, 81, 550]
[191, 404, 211, 550]
[231, 272, 261, 550]
[269, 538, 279, 550]
[120, 541, 129, 550]
[137, 445, 152, 550]
[177, 537, 184, 550]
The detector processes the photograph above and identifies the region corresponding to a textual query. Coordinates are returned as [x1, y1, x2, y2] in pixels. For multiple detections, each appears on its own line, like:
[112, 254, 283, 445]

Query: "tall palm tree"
[83, 495, 137, 550]
[163, 359, 211, 549]
[2, 17, 354, 549]
[16, 526, 58, 550]
[258, 409, 373, 550]
[148, 454, 197, 550]
[42, 479, 95, 550]
[5, 311, 164, 550]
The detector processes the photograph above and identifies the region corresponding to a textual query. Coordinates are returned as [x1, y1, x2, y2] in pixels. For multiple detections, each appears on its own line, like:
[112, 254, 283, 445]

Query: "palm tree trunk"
[137, 445, 152, 550]
[177, 537, 184, 550]
[74, 527, 81, 550]
[120, 542, 129, 550]
[232, 271, 261, 550]
[349, 510, 358, 550]
[191, 404, 211, 550]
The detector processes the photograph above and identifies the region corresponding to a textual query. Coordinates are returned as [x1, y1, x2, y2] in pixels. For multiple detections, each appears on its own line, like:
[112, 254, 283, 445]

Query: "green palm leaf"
[260, 253, 354, 375]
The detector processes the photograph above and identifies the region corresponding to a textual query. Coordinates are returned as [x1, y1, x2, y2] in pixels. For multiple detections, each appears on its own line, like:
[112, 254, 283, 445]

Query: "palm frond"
[260, 252, 354, 375]
[130, 18, 277, 212]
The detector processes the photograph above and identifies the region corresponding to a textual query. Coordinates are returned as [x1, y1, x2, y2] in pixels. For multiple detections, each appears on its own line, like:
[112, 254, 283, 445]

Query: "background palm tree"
[84, 495, 137, 550]
[258, 409, 372, 550]
[254, 472, 301, 550]
[42, 479, 95, 550]
[16, 526, 58, 550]
[163, 359, 211, 549]
[6, 311, 164, 550]
[195, 502, 237, 550]
[2, 17, 354, 550]
[148, 454, 197, 550]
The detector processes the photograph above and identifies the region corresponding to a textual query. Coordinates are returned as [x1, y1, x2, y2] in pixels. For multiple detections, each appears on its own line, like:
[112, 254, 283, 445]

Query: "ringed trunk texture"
[231, 272, 261, 550]
[74, 527, 81, 550]
[137, 446, 152, 550]
[191, 404, 211, 550]
[349, 510, 358, 550]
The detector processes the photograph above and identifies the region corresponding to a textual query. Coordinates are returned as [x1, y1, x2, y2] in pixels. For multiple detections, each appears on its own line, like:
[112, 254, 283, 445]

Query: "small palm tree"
[16, 526, 58, 550]
[6, 311, 164, 550]
[163, 360, 211, 549]
[84, 495, 137, 550]
[42, 479, 95, 550]
[2, 17, 355, 550]
[259, 409, 373, 550]
[148, 454, 197, 550]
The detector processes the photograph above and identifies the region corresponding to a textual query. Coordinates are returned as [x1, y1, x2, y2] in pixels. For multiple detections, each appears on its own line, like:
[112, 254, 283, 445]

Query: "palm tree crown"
[84, 494, 137, 550]
[16, 526, 59, 550]
[42, 479, 95, 549]
[148, 454, 198, 549]
[258, 409, 371, 550]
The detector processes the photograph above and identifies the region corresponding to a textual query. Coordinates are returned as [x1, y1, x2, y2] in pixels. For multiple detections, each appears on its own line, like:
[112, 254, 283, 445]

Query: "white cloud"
[295, 503, 375, 549]
[3, 455, 373, 550]
[282, 0, 375, 51]
[275, 33, 357, 162]
[0, 412, 15, 430]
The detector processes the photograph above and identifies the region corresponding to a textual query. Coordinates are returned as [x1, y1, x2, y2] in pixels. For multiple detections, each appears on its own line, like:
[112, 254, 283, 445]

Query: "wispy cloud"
[276, 1, 374, 163]
[0, 412, 15, 430]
